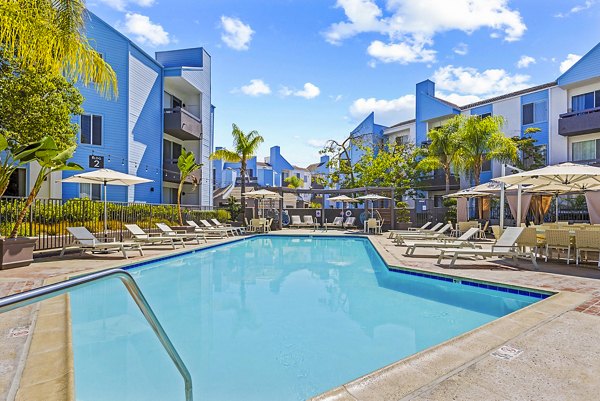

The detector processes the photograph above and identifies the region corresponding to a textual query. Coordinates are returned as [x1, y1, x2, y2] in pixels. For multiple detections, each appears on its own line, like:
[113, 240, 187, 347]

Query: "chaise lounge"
[61, 227, 143, 259]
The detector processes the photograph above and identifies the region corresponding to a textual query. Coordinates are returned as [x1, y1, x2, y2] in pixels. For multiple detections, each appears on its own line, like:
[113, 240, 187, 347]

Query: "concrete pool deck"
[1, 230, 600, 400]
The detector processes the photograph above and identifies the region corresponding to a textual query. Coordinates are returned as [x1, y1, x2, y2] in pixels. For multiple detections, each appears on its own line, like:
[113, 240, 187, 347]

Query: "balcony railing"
[416, 173, 460, 191]
[164, 107, 202, 141]
[558, 107, 600, 136]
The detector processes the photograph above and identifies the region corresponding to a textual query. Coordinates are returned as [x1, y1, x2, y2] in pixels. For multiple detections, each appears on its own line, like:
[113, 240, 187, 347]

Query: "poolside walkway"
[1, 230, 600, 400]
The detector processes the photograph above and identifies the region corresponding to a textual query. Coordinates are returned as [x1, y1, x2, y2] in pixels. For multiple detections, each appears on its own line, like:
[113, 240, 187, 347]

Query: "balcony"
[164, 107, 202, 141]
[417, 173, 460, 192]
[558, 107, 600, 137]
[163, 160, 201, 184]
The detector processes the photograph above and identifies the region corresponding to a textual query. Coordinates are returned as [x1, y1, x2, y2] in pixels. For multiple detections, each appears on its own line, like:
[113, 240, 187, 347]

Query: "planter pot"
[397, 222, 412, 230]
[0, 237, 37, 270]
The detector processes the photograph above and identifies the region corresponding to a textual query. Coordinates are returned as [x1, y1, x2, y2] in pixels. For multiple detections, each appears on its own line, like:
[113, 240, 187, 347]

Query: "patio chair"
[303, 215, 317, 228]
[156, 223, 206, 244]
[245, 218, 256, 233]
[60, 227, 143, 259]
[408, 222, 431, 232]
[366, 218, 380, 234]
[436, 227, 537, 269]
[389, 222, 444, 240]
[211, 218, 245, 235]
[403, 227, 481, 256]
[575, 230, 600, 267]
[186, 220, 229, 238]
[200, 219, 234, 238]
[516, 227, 543, 257]
[324, 216, 344, 229]
[544, 229, 573, 264]
[125, 224, 184, 249]
[478, 221, 489, 239]
[491, 225, 503, 242]
[290, 215, 307, 228]
[265, 218, 273, 232]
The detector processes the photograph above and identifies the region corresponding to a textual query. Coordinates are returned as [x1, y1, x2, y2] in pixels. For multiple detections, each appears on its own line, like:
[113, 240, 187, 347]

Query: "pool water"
[70, 236, 541, 401]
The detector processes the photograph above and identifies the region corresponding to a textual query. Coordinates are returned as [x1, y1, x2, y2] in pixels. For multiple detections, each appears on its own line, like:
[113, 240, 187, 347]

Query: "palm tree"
[176, 148, 202, 226]
[210, 124, 264, 221]
[284, 175, 303, 189]
[416, 115, 461, 194]
[455, 115, 518, 186]
[0, 0, 117, 96]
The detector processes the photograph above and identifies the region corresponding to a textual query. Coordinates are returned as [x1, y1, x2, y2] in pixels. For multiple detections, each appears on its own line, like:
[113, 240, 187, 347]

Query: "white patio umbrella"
[495, 163, 600, 224]
[243, 189, 282, 218]
[356, 194, 391, 217]
[61, 169, 152, 233]
[328, 195, 360, 221]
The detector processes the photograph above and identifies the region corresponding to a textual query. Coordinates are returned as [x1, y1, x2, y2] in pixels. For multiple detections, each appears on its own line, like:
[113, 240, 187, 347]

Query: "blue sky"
[88, 0, 600, 167]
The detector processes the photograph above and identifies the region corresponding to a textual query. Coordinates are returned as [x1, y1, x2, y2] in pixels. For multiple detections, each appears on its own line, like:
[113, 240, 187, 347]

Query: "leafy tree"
[9, 137, 82, 238]
[284, 175, 303, 189]
[0, 0, 117, 96]
[319, 134, 371, 188]
[210, 124, 264, 220]
[225, 196, 242, 222]
[454, 115, 518, 186]
[511, 127, 546, 170]
[0, 57, 84, 150]
[416, 115, 461, 193]
[352, 142, 423, 223]
[176, 148, 202, 225]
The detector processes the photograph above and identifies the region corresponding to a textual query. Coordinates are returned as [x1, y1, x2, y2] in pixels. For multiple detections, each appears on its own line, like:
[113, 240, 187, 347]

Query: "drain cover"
[8, 326, 30, 338]
[491, 345, 523, 360]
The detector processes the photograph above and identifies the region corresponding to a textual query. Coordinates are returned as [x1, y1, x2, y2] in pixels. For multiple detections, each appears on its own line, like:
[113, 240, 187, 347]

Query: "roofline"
[460, 81, 557, 110]
[387, 118, 416, 129]
[556, 42, 600, 83]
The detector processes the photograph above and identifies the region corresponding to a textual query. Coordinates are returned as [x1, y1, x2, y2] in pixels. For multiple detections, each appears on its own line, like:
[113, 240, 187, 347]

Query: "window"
[572, 140, 599, 161]
[303, 175, 308, 183]
[434, 195, 444, 208]
[479, 112, 492, 119]
[395, 136, 408, 145]
[80, 114, 102, 145]
[80, 183, 101, 200]
[5, 168, 26, 197]
[163, 187, 178, 204]
[522, 101, 547, 125]
[571, 91, 600, 112]
[296, 173, 301, 179]
[482, 158, 492, 172]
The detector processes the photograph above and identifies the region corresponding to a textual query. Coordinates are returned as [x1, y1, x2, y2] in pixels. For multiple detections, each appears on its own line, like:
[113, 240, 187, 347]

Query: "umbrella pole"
[555, 194, 559, 223]
[103, 181, 108, 236]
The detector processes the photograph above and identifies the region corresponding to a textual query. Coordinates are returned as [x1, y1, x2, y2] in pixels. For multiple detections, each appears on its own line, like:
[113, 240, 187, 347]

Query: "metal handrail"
[0, 268, 193, 401]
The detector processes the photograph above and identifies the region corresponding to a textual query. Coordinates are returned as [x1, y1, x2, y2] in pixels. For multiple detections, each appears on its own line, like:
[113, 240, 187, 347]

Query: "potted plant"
[396, 201, 412, 230]
[0, 136, 82, 269]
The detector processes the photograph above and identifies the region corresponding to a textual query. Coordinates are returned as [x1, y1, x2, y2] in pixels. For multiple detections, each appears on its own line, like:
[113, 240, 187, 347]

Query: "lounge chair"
[199, 219, 233, 238]
[436, 227, 537, 269]
[324, 216, 344, 229]
[303, 215, 317, 228]
[125, 224, 184, 249]
[408, 222, 431, 232]
[393, 224, 452, 245]
[210, 218, 245, 235]
[344, 217, 357, 229]
[403, 227, 481, 256]
[156, 223, 206, 244]
[186, 220, 228, 238]
[60, 227, 143, 258]
[389, 222, 443, 239]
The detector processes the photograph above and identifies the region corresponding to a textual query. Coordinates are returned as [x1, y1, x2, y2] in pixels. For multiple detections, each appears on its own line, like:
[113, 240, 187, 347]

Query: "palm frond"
[209, 148, 241, 162]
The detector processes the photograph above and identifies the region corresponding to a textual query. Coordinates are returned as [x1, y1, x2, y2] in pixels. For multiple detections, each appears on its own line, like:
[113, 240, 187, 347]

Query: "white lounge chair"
[61, 227, 143, 259]
[156, 223, 206, 244]
[394, 224, 452, 245]
[408, 222, 432, 231]
[437, 227, 537, 269]
[210, 218, 245, 235]
[197, 219, 232, 238]
[125, 224, 184, 249]
[324, 216, 344, 229]
[388, 222, 443, 239]
[403, 227, 480, 256]
[303, 215, 317, 228]
[290, 215, 308, 228]
[344, 217, 357, 228]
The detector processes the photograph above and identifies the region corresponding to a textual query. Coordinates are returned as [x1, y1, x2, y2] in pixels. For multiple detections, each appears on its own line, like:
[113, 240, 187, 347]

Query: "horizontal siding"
[558, 43, 600, 86]
[155, 48, 204, 68]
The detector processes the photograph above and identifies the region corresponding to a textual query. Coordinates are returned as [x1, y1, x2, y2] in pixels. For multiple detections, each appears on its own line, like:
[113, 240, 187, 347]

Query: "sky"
[87, 0, 600, 167]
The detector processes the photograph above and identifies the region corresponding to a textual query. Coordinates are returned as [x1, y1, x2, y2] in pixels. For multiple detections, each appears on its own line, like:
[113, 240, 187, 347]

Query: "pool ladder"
[0, 268, 193, 401]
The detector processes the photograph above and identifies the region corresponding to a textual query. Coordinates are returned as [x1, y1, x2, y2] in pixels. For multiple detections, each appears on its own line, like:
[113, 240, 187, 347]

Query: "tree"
[319, 133, 370, 188]
[454, 115, 518, 186]
[9, 137, 82, 238]
[0, 57, 84, 151]
[176, 148, 202, 226]
[0, 0, 117, 96]
[284, 175, 303, 189]
[209, 124, 264, 221]
[416, 115, 461, 194]
[511, 127, 546, 170]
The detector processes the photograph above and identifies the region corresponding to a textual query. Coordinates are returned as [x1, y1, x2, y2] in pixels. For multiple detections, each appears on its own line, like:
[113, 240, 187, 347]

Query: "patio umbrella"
[328, 195, 359, 222]
[243, 189, 282, 218]
[61, 169, 152, 234]
[356, 194, 391, 217]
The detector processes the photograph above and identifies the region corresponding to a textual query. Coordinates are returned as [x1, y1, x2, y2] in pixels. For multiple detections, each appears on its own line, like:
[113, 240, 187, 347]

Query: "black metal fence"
[0, 197, 229, 251]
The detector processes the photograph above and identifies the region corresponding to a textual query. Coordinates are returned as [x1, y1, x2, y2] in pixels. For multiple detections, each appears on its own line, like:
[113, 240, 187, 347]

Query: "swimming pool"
[70, 236, 546, 400]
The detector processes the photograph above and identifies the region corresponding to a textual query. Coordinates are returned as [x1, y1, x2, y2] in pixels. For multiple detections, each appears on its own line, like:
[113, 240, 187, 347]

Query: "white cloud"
[330, 94, 343, 102]
[122, 13, 169, 46]
[516, 55, 536, 69]
[99, 0, 155, 12]
[367, 39, 436, 64]
[556, 1, 595, 17]
[559, 53, 582, 74]
[220, 16, 254, 51]
[324, 0, 526, 64]
[280, 83, 321, 99]
[307, 139, 328, 149]
[349, 94, 415, 125]
[453, 42, 468, 56]
[436, 92, 481, 107]
[431, 65, 531, 97]
[236, 79, 271, 96]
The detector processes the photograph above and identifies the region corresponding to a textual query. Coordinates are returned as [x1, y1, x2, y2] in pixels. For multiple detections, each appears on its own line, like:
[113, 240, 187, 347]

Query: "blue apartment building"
[21, 12, 214, 207]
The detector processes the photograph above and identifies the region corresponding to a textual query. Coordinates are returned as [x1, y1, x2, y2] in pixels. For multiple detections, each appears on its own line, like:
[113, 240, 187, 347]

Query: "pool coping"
[11, 233, 590, 400]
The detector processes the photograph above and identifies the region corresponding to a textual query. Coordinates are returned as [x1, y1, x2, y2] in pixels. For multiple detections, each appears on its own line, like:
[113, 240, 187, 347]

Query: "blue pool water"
[70, 236, 543, 401]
